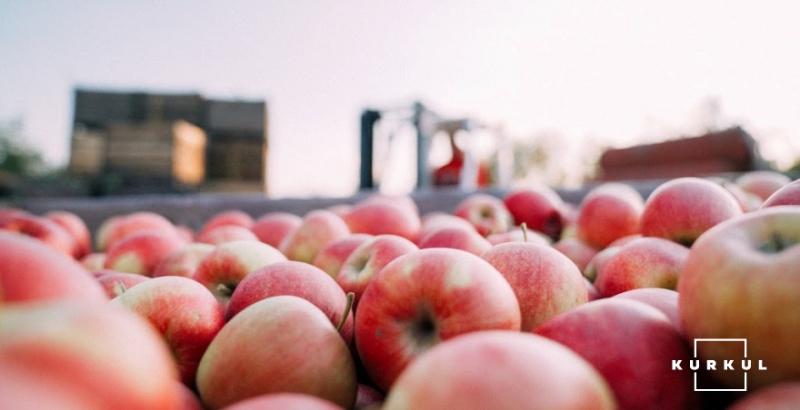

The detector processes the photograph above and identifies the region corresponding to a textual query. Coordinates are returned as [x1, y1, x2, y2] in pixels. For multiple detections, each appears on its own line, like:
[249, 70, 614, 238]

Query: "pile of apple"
[1, 171, 799, 410]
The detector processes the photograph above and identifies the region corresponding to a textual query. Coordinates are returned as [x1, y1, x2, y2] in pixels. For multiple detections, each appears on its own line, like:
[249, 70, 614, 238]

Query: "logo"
[671, 338, 767, 391]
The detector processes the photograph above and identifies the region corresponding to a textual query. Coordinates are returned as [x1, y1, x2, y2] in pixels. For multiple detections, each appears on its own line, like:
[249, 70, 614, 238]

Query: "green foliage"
[0, 121, 44, 176]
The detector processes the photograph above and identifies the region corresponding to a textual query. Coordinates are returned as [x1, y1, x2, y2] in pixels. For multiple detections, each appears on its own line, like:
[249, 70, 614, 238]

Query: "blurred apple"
[577, 183, 643, 248]
[736, 170, 791, 201]
[453, 193, 512, 236]
[312, 234, 372, 278]
[280, 210, 350, 263]
[251, 212, 302, 248]
[418, 226, 491, 256]
[594, 237, 688, 297]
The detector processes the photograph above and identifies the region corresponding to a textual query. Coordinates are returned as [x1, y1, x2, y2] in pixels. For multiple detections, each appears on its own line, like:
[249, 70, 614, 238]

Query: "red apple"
[94, 270, 149, 298]
[112, 276, 224, 385]
[585, 278, 601, 301]
[312, 234, 372, 278]
[577, 183, 644, 248]
[641, 177, 742, 245]
[80, 252, 107, 272]
[709, 177, 763, 212]
[221, 393, 343, 410]
[736, 170, 791, 201]
[382, 331, 615, 410]
[614, 288, 680, 331]
[418, 212, 475, 243]
[200, 210, 254, 236]
[584, 234, 642, 281]
[594, 237, 688, 297]
[503, 186, 566, 240]
[553, 237, 598, 272]
[176, 225, 195, 242]
[343, 198, 421, 241]
[251, 212, 302, 248]
[280, 210, 351, 263]
[486, 228, 551, 246]
[453, 193, 512, 236]
[0, 213, 76, 256]
[418, 226, 492, 256]
[197, 296, 357, 409]
[535, 299, 696, 410]
[193, 240, 286, 301]
[763, 179, 800, 207]
[197, 225, 259, 245]
[153, 243, 215, 278]
[337, 235, 418, 304]
[97, 212, 176, 251]
[728, 382, 800, 410]
[679, 206, 800, 389]
[483, 242, 588, 330]
[0, 231, 106, 304]
[355, 248, 520, 390]
[355, 384, 383, 410]
[227, 261, 354, 341]
[45, 210, 91, 258]
[104, 230, 185, 276]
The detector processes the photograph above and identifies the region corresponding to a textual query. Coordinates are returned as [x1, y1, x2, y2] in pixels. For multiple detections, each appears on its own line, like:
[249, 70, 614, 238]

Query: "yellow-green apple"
[0, 302, 181, 409]
[736, 170, 791, 201]
[483, 242, 588, 330]
[112, 276, 224, 385]
[45, 210, 91, 258]
[355, 384, 383, 409]
[226, 261, 354, 341]
[104, 230, 185, 275]
[251, 212, 302, 247]
[0, 232, 106, 304]
[614, 288, 680, 331]
[221, 393, 343, 410]
[486, 228, 551, 246]
[312, 234, 372, 277]
[577, 183, 643, 248]
[418, 226, 492, 256]
[382, 331, 615, 410]
[763, 179, 800, 207]
[553, 237, 598, 272]
[343, 198, 421, 241]
[153, 243, 215, 278]
[193, 240, 286, 302]
[280, 210, 350, 263]
[336, 235, 418, 305]
[594, 237, 688, 297]
[81, 252, 107, 271]
[641, 177, 741, 245]
[197, 225, 259, 245]
[197, 296, 357, 409]
[728, 382, 800, 410]
[199, 210, 254, 236]
[94, 270, 149, 298]
[503, 186, 566, 240]
[679, 206, 800, 389]
[0, 213, 76, 256]
[354, 248, 520, 390]
[453, 193, 512, 236]
[535, 299, 696, 410]
[97, 212, 176, 251]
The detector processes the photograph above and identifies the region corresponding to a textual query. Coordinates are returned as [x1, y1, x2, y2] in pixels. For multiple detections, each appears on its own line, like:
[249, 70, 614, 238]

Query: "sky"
[1, 0, 799, 197]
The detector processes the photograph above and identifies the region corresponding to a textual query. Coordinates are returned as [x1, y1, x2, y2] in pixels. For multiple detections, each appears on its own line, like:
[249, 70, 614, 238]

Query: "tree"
[0, 119, 44, 176]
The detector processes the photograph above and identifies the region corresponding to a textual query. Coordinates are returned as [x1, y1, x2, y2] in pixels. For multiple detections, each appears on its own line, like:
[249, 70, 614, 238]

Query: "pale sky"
[2, 1, 799, 197]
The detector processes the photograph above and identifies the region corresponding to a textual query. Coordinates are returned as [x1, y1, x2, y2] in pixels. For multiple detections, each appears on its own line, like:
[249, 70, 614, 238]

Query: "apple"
[584, 234, 642, 281]
[679, 206, 800, 389]
[193, 240, 286, 302]
[251, 212, 302, 248]
[280, 210, 351, 263]
[418, 212, 475, 243]
[343, 197, 421, 241]
[112, 276, 224, 385]
[503, 186, 566, 240]
[763, 179, 800, 207]
[355, 384, 383, 410]
[355, 248, 520, 390]
[418, 226, 492, 256]
[382, 331, 615, 410]
[453, 193, 512, 236]
[577, 183, 644, 248]
[728, 382, 800, 410]
[708, 177, 763, 212]
[553, 237, 598, 272]
[197, 296, 357, 409]
[736, 170, 791, 201]
[104, 230, 185, 276]
[197, 225, 259, 245]
[641, 177, 741, 245]
[328, 204, 353, 219]
[97, 212, 176, 251]
[585, 278, 601, 301]
[312, 234, 372, 278]
[221, 393, 343, 410]
[81, 252, 107, 272]
[614, 288, 680, 331]
[0, 231, 106, 304]
[593, 237, 688, 297]
[199, 210, 254, 236]
[486, 228, 551, 246]
[176, 381, 204, 410]
[483, 242, 587, 330]
[45, 210, 92, 258]
[0, 302, 182, 409]
[153, 243, 215, 278]
[0, 213, 76, 256]
[94, 270, 149, 298]
[176, 225, 196, 242]
[226, 261, 355, 341]
[535, 299, 696, 410]
[337, 235, 418, 305]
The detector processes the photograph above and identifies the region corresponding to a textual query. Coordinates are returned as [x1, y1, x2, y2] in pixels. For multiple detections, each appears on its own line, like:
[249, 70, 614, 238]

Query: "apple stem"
[337, 292, 355, 332]
[112, 281, 128, 297]
[521, 223, 529, 243]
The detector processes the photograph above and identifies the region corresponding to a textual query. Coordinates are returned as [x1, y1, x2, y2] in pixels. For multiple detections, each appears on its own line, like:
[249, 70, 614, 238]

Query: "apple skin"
[614, 288, 680, 331]
[483, 242, 588, 330]
[337, 235, 418, 305]
[104, 230, 186, 276]
[193, 240, 286, 302]
[176, 225, 195, 243]
[535, 299, 696, 410]
[94, 270, 149, 298]
[354, 248, 521, 390]
[453, 193, 513, 236]
[503, 186, 566, 240]
[355, 384, 384, 409]
[221, 393, 343, 410]
[383, 331, 615, 410]
[251, 212, 302, 248]
[81, 252, 107, 271]
[0, 302, 182, 409]
[97, 212, 175, 251]
[577, 183, 644, 248]
[0, 213, 76, 256]
[763, 179, 800, 207]
[153, 243, 215, 278]
[199, 210, 254, 236]
[226, 261, 355, 342]
[197, 296, 357, 409]
[708, 177, 764, 212]
[728, 382, 800, 410]
[553, 237, 598, 272]
[679, 206, 800, 389]
[197, 225, 259, 245]
[486, 228, 550, 246]
[736, 170, 792, 201]
[585, 278, 601, 301]
[280, 210, 351, 263]
[419, 212, 475, 243]
[45, 211, 92, 258]
[418, 226, 492, 256]
[584, 234, 642, 281]
[641, 177, 742, 245]
[0, 232, 107, 304]
[112, 276, 225, 385]
[594, 237, 689, 297]
[343, 198, 421, 241]
[312, 234, 372, 278]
